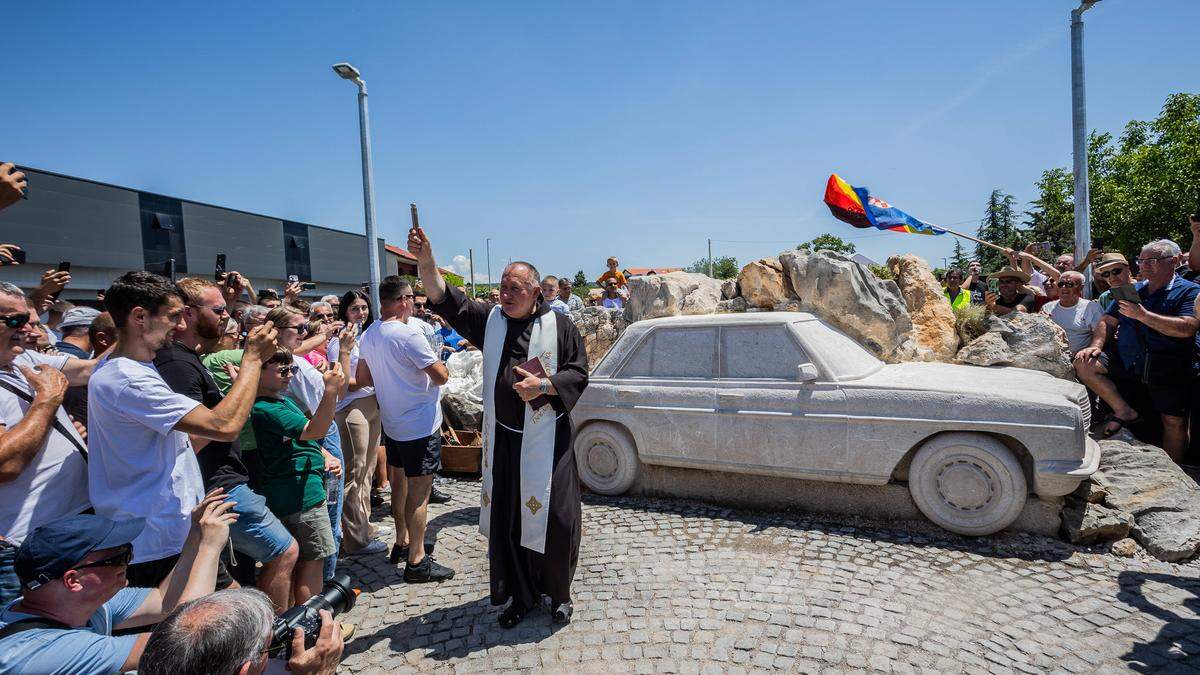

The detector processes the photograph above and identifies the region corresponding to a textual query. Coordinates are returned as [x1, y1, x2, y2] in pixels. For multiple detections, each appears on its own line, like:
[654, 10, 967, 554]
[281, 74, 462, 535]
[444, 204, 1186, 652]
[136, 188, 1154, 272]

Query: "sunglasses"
[74, 545, 133, 572]
[0, 312, 30, 329]
[1098, 267, 1127, 279]
[282, 324, 309, 335]
[312, 313, 333, 320]
[1135, 256, 1170, 266]
[275, 364, 300, 376]
[1056, 281, 1079, 289]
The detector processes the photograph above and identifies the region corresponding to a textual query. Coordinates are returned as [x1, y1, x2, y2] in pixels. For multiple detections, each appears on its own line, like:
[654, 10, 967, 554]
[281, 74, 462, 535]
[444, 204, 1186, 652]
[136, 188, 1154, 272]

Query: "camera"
[268, 574, 357, 660]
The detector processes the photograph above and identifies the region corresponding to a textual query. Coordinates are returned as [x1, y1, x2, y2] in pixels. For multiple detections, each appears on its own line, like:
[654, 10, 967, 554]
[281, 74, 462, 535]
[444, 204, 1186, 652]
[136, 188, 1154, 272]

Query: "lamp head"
[1078, 0, 1101, 11]
[332, 62, 361, 80]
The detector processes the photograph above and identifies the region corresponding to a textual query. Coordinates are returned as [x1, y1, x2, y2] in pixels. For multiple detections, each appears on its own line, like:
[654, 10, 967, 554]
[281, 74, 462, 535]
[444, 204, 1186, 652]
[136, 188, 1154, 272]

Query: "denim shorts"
[227, 483, 295, 563]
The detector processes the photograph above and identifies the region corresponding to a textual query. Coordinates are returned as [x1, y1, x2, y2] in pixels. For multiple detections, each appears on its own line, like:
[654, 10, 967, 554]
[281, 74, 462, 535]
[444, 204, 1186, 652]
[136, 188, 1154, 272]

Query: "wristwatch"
[538, 378, 550, 395]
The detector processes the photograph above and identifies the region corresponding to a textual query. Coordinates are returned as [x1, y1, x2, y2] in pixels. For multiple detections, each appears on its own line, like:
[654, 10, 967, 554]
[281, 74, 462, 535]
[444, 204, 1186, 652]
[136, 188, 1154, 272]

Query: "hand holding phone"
[215, 254, 227, 281]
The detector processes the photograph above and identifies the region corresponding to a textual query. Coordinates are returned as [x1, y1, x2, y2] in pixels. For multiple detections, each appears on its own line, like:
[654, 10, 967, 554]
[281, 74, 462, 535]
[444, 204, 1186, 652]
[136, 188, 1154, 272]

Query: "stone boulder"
[777, 249, 915, 362]
[716, 297, 748, 313]
[721, 279, 739, 300]
[624, 272, 724, 323]
[737, 258, 792, 309]
[571, 306, 629, 368]
[1060, 499, 1133, 545]
[956, 313, 1073, 379]
[1089, 432, 1200, 562]
[886, 254, 960, 362]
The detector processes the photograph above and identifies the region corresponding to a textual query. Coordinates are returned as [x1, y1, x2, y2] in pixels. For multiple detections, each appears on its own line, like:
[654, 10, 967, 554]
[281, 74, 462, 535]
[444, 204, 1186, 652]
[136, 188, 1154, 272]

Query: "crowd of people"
[0, 162, 602, 673]
[940, 224, 1200, 467]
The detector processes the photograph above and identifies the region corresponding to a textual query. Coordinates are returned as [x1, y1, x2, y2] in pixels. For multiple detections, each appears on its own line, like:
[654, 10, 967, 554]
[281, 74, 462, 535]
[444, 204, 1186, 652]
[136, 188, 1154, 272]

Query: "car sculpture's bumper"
[1033, 435, 1101, 497]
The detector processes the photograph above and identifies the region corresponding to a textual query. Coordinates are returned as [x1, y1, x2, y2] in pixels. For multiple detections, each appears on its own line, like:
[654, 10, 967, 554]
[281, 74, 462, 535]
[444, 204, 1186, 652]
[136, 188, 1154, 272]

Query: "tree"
[573, 270, 588, 288]
[1022, 167, 1074, 257]
[684, 255, 739, 279]
[949, 238, 971, 272]
[797, 233, 857, 255]
[975, 189, 1020, 271]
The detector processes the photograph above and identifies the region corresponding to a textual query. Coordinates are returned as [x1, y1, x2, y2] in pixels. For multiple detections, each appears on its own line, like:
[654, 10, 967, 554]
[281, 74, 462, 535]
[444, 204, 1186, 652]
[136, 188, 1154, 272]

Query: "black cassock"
[431, 287, 588, 607]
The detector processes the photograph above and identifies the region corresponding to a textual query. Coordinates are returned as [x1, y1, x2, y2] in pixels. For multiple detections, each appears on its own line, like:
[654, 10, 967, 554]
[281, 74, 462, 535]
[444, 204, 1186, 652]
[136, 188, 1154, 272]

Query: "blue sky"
[6, 1, 1198, 281]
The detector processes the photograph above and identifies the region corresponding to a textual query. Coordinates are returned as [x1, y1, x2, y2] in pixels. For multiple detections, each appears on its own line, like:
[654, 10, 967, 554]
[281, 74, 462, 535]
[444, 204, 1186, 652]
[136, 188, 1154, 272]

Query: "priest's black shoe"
[498, 602, 528, 629]
[429, 484, 452, 504]
[403, 556, 454, 583]
[551, 601, 573, 625]
[389, 540, 436, 565]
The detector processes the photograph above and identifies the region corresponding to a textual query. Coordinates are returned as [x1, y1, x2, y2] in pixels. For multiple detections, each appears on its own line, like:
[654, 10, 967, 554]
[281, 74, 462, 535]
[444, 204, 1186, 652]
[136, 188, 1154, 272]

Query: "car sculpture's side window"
[618, 327, 718, 379]
[719, 326, 808, 380]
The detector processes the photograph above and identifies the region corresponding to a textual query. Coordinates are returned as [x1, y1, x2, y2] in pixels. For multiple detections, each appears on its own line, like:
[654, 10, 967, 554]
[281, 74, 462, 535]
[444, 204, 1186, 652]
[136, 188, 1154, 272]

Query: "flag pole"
[937, 226, 1010, 254]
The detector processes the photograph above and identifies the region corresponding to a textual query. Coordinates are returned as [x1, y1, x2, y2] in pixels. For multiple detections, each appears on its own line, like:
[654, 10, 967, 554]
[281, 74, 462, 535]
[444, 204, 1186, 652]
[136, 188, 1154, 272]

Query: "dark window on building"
[283, 222, 311, 281]
[138, 193, 188, 275]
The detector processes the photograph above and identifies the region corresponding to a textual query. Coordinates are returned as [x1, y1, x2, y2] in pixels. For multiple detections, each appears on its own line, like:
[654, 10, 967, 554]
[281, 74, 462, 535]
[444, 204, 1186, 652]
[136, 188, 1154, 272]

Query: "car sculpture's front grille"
[1075, 391, 1091, 430]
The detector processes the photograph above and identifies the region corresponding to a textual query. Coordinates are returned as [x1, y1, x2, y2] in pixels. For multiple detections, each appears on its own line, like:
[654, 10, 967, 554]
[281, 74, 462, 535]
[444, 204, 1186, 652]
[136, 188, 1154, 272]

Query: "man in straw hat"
[984, 266, 1036, 316]
[1074, 251, 1143, 440]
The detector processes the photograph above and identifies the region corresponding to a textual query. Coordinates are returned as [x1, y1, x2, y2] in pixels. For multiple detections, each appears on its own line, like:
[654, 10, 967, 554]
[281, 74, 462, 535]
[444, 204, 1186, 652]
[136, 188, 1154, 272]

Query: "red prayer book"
[515, 356, 552, 410]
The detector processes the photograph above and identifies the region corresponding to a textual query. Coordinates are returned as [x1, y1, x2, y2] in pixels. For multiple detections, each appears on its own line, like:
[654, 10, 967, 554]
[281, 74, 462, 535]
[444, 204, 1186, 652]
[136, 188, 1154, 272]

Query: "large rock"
[624, 272, 725, 323]
[737, 257, 792, 309]
[1091, 433, 1200, 562]
[571, 306, 629, 368]
[886, 254, 960, 361]
[956, 313, 1073, 379]
[1060, 499, 1133, 545]
[777, 249, 915, 362]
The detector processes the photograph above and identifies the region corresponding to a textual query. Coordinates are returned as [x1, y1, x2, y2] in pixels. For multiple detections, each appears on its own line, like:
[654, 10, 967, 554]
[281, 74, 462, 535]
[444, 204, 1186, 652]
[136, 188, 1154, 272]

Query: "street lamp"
[331, 61, 382, 313]
[1071, 0, 1101, 294]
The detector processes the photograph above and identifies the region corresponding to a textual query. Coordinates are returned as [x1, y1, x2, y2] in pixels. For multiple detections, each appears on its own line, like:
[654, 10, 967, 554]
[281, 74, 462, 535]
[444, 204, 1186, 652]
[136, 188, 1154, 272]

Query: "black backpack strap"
[0, 616, 73, 641]
[0, 379, 88, 461]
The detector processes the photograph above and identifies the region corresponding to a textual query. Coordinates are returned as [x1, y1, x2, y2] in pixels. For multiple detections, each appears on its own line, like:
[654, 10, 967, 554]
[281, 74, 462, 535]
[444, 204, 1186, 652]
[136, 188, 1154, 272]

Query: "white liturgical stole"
[479, 305, 558, 554]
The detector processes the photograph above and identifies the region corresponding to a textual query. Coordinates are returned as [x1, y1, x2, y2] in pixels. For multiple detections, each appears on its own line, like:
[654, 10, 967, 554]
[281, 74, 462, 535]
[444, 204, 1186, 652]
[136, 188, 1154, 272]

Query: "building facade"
[0, 167, 391, 302]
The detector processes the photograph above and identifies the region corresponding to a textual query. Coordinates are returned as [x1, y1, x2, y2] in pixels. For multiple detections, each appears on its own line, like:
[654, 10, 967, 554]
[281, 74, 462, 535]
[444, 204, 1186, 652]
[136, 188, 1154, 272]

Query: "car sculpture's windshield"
[791, 319, 883, 381]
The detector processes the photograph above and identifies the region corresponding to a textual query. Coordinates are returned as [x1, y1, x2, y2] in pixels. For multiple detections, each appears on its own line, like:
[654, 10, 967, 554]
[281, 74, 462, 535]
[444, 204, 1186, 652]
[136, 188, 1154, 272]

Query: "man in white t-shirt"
[88, 272, 278, 587]
[0, 282, 105, 604]
[354, 276, 453, 583]
[1041, 271, 1105, 357]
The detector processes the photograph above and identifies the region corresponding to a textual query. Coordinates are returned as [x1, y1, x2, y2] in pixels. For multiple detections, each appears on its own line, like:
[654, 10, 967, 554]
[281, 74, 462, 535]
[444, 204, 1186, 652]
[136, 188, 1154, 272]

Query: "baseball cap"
[58, 307, 101, 331]
[14, 514, 144, 590]
[1095, 252, 1129, 271]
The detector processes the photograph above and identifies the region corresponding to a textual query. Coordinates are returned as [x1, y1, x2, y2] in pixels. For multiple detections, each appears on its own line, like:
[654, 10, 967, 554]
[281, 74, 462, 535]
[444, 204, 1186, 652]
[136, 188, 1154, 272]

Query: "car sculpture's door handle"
[718, 392, 744, 407]
[616, 387, 638, 400]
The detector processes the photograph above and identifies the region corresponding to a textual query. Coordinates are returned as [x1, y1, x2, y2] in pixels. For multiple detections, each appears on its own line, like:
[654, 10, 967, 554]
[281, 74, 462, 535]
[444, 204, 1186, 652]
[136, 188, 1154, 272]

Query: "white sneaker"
[347, 540, 388, 556]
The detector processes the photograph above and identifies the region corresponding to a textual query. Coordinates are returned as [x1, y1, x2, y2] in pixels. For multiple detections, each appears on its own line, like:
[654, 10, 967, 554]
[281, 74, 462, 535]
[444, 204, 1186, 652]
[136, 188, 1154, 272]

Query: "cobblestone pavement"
[336, 478, 1200, 674]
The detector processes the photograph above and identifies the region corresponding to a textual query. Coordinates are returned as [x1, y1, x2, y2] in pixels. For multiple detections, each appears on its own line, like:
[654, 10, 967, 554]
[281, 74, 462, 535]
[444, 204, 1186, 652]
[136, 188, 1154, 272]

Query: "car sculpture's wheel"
[908, 433, 1027, 536]
[574, 423, 640, 495]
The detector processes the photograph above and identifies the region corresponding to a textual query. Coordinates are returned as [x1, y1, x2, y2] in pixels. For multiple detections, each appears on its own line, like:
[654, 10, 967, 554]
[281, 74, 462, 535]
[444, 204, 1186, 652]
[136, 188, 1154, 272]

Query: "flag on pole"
[823, 174, 945, 236]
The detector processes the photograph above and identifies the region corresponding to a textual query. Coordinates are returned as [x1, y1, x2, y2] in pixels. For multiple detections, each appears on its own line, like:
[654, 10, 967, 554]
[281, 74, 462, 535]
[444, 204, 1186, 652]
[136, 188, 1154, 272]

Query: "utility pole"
[707, 238, 713, 277]
[468, 248, 476, 298]
[1071, 1, 1101, 295]
[332, 62, 382, 312]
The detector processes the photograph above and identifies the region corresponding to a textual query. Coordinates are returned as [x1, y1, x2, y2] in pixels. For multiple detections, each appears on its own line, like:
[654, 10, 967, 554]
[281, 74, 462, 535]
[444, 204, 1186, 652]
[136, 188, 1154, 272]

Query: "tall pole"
[1071, 3, 1096, 295]
[486, 238, 493, 288]
[355, 79, 382, 313]
[468, 248, 476, 298]
[707, 238, 713, 277]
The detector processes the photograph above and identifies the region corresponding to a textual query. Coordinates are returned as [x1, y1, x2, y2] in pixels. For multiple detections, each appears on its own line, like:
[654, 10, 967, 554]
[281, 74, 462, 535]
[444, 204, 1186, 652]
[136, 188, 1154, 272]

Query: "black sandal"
[389, 540, 436, 565]
[499, 602, 528, 629]
[1101, 413, 1142, 438]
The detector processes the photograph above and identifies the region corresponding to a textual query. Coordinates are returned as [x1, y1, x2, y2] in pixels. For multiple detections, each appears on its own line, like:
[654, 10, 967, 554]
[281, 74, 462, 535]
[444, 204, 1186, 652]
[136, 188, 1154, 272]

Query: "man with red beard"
[152, 278, 299, 612]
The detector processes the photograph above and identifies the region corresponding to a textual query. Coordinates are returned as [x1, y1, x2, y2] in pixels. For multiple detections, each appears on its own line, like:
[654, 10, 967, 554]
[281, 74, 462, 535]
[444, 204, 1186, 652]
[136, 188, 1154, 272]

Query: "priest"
[408, 224, 588, 628]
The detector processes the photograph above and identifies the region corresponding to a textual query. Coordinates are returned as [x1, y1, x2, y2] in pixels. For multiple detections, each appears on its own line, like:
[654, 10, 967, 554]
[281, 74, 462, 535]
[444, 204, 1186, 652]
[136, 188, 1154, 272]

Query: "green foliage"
[1022, 93, 1200, 262]
[684, 255, 739, 279]
[868, 263, 893, 280]
[975, 190, 1020, 271]
[441, 271, 464, 288]
[953, 303, 990, 345]
[797, 233, 857, 254]
[573, 270, 588, 288]
[948, 239, 971, 273]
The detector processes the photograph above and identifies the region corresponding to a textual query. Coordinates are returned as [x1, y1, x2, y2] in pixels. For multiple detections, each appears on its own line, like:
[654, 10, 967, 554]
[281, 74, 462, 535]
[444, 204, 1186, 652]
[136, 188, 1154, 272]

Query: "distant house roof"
[385, 244, 417, 262]
[623, 267, 683, 277]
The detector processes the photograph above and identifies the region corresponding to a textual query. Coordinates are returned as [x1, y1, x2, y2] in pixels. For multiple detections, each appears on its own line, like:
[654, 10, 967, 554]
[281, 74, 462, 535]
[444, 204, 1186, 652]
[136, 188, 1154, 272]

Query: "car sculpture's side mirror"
[797, 363, 820, 382]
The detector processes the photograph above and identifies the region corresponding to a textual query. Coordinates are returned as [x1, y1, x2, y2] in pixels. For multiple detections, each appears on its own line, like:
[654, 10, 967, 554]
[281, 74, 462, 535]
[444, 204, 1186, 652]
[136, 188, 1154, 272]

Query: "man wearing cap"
[1074, 252, 1143, 439]
[0, 492, 236, 674]
[1094, 252, 1134, 312]
[0, 282, 105, 605]
[54, 306, 100, 359]
[985, 266, 1036, 316]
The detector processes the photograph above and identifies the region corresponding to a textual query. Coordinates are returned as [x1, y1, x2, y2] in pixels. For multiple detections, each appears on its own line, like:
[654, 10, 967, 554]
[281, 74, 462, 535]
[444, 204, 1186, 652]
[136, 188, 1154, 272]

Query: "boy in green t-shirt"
[251, 348, 344, 603]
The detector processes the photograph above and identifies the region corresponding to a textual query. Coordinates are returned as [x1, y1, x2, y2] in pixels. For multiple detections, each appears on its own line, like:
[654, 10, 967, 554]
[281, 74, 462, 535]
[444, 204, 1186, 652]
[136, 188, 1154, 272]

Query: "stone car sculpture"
[571, 312, 1100, 536]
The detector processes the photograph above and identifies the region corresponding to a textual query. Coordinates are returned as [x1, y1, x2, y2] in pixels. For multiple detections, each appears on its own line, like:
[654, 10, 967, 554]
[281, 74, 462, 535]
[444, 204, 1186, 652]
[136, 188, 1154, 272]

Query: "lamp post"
[1071, 1, 1101, 294]
[332, 61, 382, 313]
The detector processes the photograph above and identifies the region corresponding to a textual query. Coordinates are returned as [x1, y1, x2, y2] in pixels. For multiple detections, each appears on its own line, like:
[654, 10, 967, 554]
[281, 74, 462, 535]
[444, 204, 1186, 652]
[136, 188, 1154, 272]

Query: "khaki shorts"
[280, 503, 335, 561]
